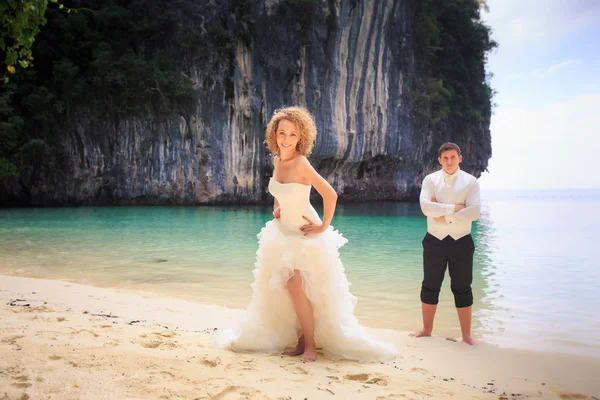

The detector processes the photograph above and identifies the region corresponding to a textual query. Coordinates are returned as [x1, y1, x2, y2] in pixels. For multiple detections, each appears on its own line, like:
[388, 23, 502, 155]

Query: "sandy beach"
[0, 274, 598, 400]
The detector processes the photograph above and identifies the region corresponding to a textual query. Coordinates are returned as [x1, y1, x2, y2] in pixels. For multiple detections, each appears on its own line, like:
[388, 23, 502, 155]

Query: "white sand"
[0, 274, 598, 400]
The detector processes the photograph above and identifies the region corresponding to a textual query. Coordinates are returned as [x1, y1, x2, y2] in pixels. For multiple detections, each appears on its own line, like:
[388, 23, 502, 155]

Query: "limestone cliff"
[0, 0, 493, 206]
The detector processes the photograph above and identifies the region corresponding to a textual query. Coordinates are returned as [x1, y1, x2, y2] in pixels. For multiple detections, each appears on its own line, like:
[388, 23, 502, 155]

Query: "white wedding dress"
[213, 178, 398, 361]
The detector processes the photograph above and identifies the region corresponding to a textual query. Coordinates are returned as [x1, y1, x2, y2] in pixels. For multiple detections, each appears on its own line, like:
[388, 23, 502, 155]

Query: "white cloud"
[510, 21, 525, 39]
[497, 60, 582, 83]
[478, 1, 600, 190]
[483, 0, 600, 54]
[479, 94, 600, 190]
[502, 72, 525, 82]
[532, 59, 582, 79]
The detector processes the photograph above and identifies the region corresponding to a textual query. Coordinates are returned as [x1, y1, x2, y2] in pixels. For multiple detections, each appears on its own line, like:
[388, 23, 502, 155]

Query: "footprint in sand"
[345, 373, 389, 386]
[280, 364, 310, 375]
[558, 394, 591, 400]
[151, 331, 177, 338]
[147, 370, 177, 381]
[2, 335, 24, 350]
[10, 303, 54, 313]
[11, 374, 31, 389]
[411, 389, 435, 397]
[70, 328, 99, 338]
[48, 355, 62, 361]
[211, 385, 269, 400]
[11, 382, 32, 389]
[5, 365, 24, 375]
[136, 332, 180, 349]
[140, 341, 163, 349]
[1, 335, 25, 345]
[201, 357, 221, 367]
[225, 359, 256, 371]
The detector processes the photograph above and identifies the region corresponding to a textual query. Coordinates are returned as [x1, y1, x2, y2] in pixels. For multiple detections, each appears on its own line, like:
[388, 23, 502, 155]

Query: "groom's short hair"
[438, 142, 461, 157]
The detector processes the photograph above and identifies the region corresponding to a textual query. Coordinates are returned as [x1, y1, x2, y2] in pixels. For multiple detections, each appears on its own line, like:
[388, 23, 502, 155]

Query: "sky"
[477, 0, 600, 190]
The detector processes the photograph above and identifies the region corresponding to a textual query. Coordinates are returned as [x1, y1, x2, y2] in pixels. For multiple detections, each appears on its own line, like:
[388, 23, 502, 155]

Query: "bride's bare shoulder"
[294, 155, 314, 170]
[293, 154, 310, 165]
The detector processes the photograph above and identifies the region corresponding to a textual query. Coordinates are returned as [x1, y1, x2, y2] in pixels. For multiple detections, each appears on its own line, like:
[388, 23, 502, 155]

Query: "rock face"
[0, 0, 492, 206]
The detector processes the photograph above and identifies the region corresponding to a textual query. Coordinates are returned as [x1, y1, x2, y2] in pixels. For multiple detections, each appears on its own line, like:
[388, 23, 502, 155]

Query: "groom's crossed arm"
[419, 176, 458, 219]
[445, 180, 481, 223]
[419, 176, 481, 223]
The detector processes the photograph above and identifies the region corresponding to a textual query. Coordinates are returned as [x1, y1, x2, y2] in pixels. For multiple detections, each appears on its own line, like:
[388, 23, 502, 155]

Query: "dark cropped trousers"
[420, 233, 475, 308]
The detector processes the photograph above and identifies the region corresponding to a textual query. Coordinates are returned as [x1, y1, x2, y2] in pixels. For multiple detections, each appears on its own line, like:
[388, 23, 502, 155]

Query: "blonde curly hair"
[264, 106, 317, 157]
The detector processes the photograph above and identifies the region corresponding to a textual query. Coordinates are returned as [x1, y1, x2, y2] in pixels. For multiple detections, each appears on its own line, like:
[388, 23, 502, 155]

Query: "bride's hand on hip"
[300, 216, 325, 236]
[273, 207, 281, 219]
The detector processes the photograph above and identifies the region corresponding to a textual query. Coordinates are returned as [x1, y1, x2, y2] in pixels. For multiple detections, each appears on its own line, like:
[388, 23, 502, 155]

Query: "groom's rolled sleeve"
[420, 177, 455, 218]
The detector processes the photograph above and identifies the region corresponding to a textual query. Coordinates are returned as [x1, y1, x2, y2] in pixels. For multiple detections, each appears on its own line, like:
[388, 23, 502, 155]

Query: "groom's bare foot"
[301, 346, 317, 362]
[462, 335, 477, 345]
[409, 329, 432, 338]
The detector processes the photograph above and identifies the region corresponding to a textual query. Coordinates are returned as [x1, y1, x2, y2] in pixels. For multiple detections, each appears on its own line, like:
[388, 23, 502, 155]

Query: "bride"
[213, 107, 398, 362]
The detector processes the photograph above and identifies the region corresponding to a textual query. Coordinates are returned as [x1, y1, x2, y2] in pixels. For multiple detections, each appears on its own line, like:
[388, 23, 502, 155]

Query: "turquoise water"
[1, 189, 599, 358]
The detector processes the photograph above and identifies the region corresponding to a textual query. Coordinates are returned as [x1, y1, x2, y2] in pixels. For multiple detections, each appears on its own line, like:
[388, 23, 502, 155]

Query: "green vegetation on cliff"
[411, 0, 497, 136]
[0, 0, 197, 178]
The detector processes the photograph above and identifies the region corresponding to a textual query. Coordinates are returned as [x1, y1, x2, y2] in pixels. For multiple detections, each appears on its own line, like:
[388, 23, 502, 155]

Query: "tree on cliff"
[0, 0, 193, 179]
[412, 0, 497, 139]
[1, 0, 62, 80]
[0, 0, 68, 177]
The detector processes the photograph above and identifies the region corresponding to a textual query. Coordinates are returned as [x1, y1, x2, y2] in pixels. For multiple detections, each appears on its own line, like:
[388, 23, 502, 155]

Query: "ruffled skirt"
[212, 220, 398, 362]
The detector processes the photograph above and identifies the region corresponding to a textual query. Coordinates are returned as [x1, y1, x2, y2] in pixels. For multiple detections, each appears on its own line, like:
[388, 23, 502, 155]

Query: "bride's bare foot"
[301, 345, 317, 362]
[462, 335, 477, 345]
[283, 345, 304, 356]
[283, 335, 305, 356]
[409, 329, 431, 338]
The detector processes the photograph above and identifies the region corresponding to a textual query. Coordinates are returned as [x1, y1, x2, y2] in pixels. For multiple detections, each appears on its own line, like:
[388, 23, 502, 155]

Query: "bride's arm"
[297, 156, 337, 232]
[272, 155, 280, 218]
[273, 195, 280, 218]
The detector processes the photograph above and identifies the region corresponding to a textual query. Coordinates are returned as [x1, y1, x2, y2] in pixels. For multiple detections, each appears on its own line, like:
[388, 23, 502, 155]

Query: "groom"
[410, 142, 481, 345]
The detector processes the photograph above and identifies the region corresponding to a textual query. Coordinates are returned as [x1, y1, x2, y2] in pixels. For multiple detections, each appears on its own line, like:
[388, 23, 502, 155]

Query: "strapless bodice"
[268, 178, 321, 235]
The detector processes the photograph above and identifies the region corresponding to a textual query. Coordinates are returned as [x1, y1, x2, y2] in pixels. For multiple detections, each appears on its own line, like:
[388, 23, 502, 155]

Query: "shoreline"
[1, 274, 599, 399]
[1, 269, 597, 360]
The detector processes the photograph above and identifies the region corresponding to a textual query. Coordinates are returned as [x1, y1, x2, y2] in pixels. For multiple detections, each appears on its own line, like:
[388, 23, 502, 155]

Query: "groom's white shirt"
[419, 168, 481, 240]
